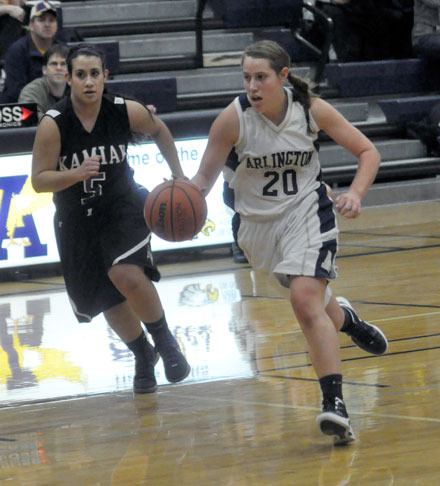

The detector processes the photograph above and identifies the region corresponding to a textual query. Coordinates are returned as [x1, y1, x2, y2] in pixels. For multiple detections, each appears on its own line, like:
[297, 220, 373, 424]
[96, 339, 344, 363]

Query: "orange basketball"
[144, 179, 207, 242]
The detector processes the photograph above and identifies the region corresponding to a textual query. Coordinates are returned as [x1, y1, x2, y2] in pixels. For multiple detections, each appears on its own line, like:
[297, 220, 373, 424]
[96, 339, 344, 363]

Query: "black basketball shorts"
[54, 186, 160, 323]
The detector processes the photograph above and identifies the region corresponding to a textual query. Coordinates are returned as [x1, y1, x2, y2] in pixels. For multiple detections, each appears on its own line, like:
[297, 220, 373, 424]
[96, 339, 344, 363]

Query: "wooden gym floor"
[0, 201, 439, 485]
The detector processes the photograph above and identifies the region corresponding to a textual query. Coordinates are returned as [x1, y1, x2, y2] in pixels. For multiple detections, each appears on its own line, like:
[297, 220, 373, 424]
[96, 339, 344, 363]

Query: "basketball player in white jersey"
[192, 40, 388, 445]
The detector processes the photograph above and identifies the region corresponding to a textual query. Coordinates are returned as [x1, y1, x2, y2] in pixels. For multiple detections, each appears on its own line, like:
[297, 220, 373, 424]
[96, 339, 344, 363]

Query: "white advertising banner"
[0, 137, 233, 269]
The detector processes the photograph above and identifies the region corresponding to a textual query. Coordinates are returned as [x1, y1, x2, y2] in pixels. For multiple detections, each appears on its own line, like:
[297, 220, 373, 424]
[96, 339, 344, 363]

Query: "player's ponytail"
[288, 72, 318, 135]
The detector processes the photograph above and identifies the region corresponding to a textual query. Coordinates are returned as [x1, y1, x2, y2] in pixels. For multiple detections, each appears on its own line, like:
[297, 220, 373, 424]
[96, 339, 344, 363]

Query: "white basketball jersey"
[227, 88, 321, 221]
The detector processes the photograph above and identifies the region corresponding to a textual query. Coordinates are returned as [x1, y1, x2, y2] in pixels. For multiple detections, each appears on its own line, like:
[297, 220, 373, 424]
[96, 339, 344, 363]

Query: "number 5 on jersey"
[81, 172, 106, 205]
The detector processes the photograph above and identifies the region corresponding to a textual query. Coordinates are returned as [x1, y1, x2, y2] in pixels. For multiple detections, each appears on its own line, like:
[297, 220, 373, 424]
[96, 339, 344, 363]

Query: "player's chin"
[82, 93, 98, 103]
[251, 101, 263, 111]
[248, 96, 263, 108]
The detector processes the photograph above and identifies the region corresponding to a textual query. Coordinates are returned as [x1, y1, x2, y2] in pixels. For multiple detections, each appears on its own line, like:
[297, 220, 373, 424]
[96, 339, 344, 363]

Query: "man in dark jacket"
[315, 0, 413, 62]
[0, 1, 59, 103]
[0, 0, 26, 60]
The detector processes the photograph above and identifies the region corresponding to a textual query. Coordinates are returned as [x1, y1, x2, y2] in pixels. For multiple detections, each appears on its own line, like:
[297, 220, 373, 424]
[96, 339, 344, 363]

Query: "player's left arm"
[311, 97, 380, 218]
[126, 99, 185, 178]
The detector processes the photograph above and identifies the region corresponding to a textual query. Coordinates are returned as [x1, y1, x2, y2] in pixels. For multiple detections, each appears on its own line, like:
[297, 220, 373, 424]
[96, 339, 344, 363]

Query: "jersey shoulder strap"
[237, 93, 251, 112]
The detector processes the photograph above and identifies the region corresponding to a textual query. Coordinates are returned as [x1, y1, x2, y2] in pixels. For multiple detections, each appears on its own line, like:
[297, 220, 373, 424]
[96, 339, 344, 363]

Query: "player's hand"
[335, 190, 361, 218]
[165, 171, 189, 181]
[76, 156, 101, 182]
[190, 174, 208, 196]
[324, 182, 336, 202]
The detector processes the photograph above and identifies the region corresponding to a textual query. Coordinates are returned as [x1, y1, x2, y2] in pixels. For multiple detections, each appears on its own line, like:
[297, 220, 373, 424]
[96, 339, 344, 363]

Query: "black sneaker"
[154, 332, 191, 383]
[133, 340, 158, 394]
[316, 397, 355, 445]
[337, 296, 388, 355]
[232, 242, 248, 264]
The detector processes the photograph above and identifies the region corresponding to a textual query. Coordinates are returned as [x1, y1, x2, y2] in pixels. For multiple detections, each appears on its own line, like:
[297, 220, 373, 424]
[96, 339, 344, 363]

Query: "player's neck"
[71, 96, 102, 132]
[263, 91, 288, 126]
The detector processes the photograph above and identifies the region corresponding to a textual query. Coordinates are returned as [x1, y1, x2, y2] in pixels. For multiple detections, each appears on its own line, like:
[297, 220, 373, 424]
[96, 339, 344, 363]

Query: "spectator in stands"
[19, 43, 68, 119]
[314, 0, 413, 62]
[412, 0, 440, 43]
[0, 0, 60, 103]
[0, 0, 26, 60]
[412, 0, 440, 86]
[191, 40, 388, 445]
[412, 0, 440, 62]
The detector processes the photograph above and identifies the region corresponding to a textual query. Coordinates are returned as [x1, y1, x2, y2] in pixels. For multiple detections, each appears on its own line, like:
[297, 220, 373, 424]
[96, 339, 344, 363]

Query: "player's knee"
[290, 286, 325, 326]
[291, 298, 318, 327]
[108, 265, 144, 296]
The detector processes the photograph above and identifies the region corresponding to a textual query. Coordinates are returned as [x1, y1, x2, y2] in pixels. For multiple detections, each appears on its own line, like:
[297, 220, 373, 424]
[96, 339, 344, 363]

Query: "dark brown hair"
[66, 44, 106, 75]
[43, 43, 69, 66]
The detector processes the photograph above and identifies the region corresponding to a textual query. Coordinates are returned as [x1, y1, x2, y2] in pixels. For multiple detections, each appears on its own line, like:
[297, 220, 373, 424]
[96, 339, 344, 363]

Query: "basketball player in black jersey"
[31, 45, 190, 394]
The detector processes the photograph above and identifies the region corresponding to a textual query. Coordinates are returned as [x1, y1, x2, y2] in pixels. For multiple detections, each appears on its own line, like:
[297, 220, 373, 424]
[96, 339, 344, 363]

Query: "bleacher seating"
[324, 59, 431, 98]
[208, 0, 304, 28]
[62, 1, 333, 78]
[378, 95, 440, 127]
[62, 0, 223, 37]
[106, 77, 177, 113]
[201, 0, 333, 83]
[319, 139, 439, 184]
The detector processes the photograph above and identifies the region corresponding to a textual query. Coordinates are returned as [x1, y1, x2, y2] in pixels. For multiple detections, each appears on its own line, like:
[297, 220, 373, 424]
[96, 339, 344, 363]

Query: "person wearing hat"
[0, 0, 63, 103]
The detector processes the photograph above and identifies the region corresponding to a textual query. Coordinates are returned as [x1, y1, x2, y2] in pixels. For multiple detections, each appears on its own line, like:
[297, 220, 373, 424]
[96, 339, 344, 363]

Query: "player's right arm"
[192, 103, 239, 196]
[32, 116, 100, 193]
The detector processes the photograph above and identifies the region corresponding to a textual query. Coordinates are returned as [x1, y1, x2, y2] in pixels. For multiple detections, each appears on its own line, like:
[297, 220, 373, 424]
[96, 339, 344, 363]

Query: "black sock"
[319, 374, 343, 401]
[126, 331, 149, 359]
[340, 307, 354, 333]
[144, 315, 171, 342]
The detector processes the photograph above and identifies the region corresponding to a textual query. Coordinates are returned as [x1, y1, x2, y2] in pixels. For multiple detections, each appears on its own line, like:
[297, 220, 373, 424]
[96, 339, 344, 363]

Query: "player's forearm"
[191, 173, 210, 195]
[32, 169, 82, 194]
[191, 167, 220, 196]
[350, 148, 380, 199]
[152, 125, 185, 178]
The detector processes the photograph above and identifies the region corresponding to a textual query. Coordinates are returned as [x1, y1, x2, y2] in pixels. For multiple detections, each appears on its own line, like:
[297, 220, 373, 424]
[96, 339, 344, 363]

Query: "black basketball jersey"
[44, 94, 136, 214]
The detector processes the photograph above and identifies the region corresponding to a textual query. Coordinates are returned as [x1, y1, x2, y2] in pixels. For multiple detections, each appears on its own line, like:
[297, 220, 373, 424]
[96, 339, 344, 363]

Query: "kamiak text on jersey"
[58, 145, 127, 170]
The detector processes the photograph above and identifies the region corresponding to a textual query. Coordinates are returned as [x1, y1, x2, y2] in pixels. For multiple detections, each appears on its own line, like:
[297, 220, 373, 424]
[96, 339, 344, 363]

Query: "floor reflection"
[0, 272, 253, 405]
